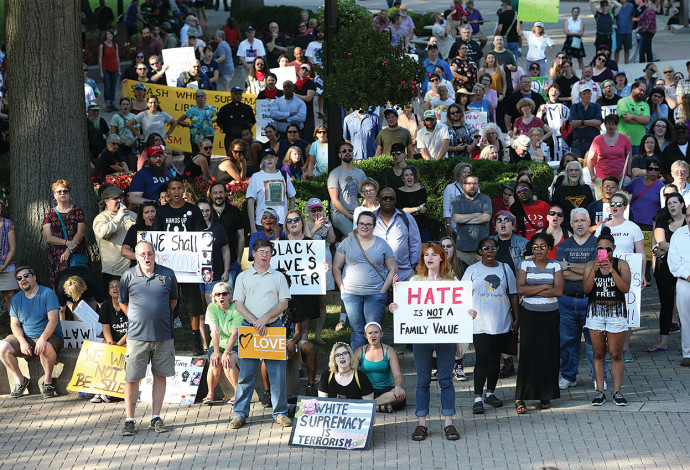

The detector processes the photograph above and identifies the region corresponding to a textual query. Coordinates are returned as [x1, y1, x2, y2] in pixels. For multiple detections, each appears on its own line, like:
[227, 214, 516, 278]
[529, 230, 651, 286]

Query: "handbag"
[560, 120, 573, 147]
[53, 208, 88, 266]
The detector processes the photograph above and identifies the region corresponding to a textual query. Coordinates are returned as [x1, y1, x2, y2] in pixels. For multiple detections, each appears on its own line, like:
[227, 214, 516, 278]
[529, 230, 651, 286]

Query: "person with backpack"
[318, 343, 374, 399]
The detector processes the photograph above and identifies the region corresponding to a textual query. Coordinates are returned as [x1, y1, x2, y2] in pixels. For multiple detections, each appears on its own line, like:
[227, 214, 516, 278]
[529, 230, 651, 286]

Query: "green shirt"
[205, 302, 243, 350]
[616, 97, 650, 146]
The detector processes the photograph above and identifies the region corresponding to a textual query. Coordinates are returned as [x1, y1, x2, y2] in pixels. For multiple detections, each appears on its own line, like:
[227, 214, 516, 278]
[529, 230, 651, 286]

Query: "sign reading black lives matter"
[289, 397, 376, 450]
[270, 240, 326, 295]
[393, 281, 474, 343]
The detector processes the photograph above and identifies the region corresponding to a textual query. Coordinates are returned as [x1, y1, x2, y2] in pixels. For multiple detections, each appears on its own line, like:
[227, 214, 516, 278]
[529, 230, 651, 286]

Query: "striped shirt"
[519, 259, 561, 312]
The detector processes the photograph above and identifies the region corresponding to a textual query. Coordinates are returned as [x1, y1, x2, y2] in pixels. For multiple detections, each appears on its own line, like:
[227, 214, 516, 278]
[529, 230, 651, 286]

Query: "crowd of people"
[2, 0, 690, 442]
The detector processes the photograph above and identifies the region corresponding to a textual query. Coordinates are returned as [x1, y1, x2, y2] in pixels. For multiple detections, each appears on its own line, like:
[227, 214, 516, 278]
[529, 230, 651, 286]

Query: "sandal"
[202, 396, 214, 405]
[444, 425, 460, 441]
[227, 397, 235, 406]
[412, 425, 428, 441]
[377, 403, 394, 413]
[540, 400, 551, 410]
[515, 400, 527, 414]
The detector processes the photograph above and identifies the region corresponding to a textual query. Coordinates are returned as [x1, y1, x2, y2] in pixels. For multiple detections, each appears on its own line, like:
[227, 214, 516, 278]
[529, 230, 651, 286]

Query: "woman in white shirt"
[522, 22, 555, 79]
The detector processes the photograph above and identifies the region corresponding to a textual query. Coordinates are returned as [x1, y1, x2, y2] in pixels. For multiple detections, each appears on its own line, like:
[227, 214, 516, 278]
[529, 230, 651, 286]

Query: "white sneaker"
[558, 377, 576, 390]
[593, 380, 608, 391]
[90, 395, 103, 403]
[174, 317, 183, 329]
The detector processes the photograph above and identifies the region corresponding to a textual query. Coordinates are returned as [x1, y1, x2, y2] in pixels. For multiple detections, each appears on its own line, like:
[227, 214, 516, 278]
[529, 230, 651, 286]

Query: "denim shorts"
[585, 315, 628, 334]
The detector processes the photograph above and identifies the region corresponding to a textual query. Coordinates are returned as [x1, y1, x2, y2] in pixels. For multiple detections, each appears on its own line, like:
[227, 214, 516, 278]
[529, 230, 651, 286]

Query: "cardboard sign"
[138, 231, 212, 283]
[270, 240, 327, 295]
[61, 320, 101, 349]
[123, 81, 258, 153]
[518, 0, 560, 22]
[237, 326, 287, 360]
[66, 341, 127, 398]
[393, 281, 474, 343]
[139, 356, 206, 404]
[161, 47, 197, 88]
[465, 111, 488, 132]
[255, 98, 275, 143]
[73, 301, 103, 335]
[619, 253, 643, 328]
[643, 231, 654, 261]
[289, 397, 376, 450]
[270, 67, 297, 91]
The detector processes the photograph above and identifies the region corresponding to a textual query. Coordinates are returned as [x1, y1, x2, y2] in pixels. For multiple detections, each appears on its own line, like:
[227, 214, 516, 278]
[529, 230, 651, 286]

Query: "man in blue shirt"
[569, 85, 604, 160]
[0, 266, 63, 399]
[614, 0, 634, 64]
[343, 108, 381, 161]
[128, 145, 174, 207]
[421, 43, 453, 92]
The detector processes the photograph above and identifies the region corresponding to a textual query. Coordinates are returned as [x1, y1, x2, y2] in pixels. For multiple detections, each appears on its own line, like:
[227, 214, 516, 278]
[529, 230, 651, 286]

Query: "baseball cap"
[390, 142, 406, 153]
[187, 27, 198, 38]
[246, 25, 255, 31]
[423, 110, 436, 120]
[134, 82, 146, 90]
[101, 185, 124, 199]
[383, 108, 398, 117]
[231, 86, 243, 93]
[262, 148, 277, 159]
[307, 198, 323, 210]
[534, 22, 544, 28]
[426, 43, 438, 50]
[514, 135, 531, 148]
[579, 83, 593, 93]
[87, 102, 101, 111]
[195, 89, 206, 96]
[300, 63, 311, 72]
[147, 144, 165, 155]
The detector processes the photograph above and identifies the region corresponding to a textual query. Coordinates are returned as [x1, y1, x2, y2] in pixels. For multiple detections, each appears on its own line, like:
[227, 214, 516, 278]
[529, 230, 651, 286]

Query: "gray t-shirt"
[555, 236, 598, 294]
[461, 261, 516, 335]
[451, 193, 492, 252]
[119, 264, 178, 341]
[213, 41, 235, 75]
[336, 235, 394, 295]
[134, 110, 173, 141]
[327, 166, 367, 216]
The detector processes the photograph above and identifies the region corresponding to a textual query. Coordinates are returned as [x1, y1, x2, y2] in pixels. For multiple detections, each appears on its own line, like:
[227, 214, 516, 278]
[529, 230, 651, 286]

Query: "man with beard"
[417, 110, 450, 161]
[373, 188, 421, 281]
[136, 26, 163, 62]
[510, 181, 550, 240]
[450, 43, 478, 92]
[375, 108, 413, 158]
[449, 25, 483, 67]
[660, 124, 690, 182]
[452, 174, 492, 265]
[176, 59, 211, 90]
[151, 177, 206, 355]
[571, 66, 603, 104]
[616, 80, 650, 154]
[270, 81, 307, 135]
[504, 75, 546, 132]
[128, 145, 174, 207]
[208, 181, 245, 287]
[328, 142, 368, 237]
[0, 266, 63, 399]
[216, 86, 256, 150]
[551, 160, 595, 229]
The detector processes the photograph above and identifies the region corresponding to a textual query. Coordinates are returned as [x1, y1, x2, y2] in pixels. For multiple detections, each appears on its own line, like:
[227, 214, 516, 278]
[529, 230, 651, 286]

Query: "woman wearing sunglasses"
[177, 89, 217, 157]
[536, 205, 572, 260]
[583, 227, 631, 406]
[462, 237, 519, 415]
[515, 232, 564, 413]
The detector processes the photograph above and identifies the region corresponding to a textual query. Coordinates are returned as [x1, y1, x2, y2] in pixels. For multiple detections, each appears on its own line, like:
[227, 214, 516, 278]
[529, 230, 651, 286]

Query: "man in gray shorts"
[119, 241, 178, 436]
[0, 266, 63, 399]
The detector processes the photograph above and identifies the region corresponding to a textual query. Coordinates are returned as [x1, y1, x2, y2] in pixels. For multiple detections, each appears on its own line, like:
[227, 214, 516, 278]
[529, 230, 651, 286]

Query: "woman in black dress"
[395, 165, 430, 242]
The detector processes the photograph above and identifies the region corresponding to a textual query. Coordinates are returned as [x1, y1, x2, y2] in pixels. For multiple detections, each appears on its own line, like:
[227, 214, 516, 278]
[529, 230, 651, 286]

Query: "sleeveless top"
[214, 157, 237, 184]
[567, 17, 582, 34]
[183, 153, 210, 180]
[490, 69, 503, 94]
[360, 345, 394, 389]
[587, 258, 627, 318]
[102, 42, 119, 72]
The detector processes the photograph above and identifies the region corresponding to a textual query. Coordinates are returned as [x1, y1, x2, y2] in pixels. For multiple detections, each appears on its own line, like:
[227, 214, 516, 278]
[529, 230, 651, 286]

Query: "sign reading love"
[237, 326, 288, 360]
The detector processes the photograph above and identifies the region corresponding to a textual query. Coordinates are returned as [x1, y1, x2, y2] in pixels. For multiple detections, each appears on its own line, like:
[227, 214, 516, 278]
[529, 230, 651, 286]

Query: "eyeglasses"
[309, 208, 323, 213]
[299, 24, 307, 28]
[202, 146, 212, 151]
[55, 189, 70, 194]
[137, 67, 147, 71]
[316, 130, 326, 134]
[609, 202, 625, 207]
[548, 211, 564, 217]
[480, 246, 498, 252]
[495, 217, 511, 224]
[516, 187, 530, 195]
[109, 142, 120, 146]
[150, 61, 161, 65]
[647, 167, 660, 171]
[379, 195, 395, 201]
[15, 273, 32, 281]
[285, 217, 301, 224]
[232, 150, 245, 155]
[214, 292, 231, 297]
[655, 124, 667, 128]
[391, 151, 403, 155]
[532, 244, 548, 251]
[664, 70, 674, 74]
[255, 249, 272, 256]
[358, 222, 374, 228]
[191, 65, 200, 69]
[450, 111, 461, 115]
[429, 78, 439, 82]
[334, 352, 349, 359]
[596, 246, 614, 253]
[287, 130, 299, 134]
[603, 184, 616, 189]
[340, 148, 353, 153]
[136, 54, 145, 58]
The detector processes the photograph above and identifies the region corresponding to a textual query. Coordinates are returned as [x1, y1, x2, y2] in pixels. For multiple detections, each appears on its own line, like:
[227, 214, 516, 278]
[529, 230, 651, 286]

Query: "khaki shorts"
[125, 339, 175, 382]
[3, 334, 64, 357]
[290, 339, 309, 365]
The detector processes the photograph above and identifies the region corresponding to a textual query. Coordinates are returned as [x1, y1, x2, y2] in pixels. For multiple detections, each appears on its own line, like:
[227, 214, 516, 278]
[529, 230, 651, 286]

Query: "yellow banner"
[122, 80, 258, 154]
[643, 230, 653, 262]
[238, 326, 287, 360]
[66, 341, 127, 398]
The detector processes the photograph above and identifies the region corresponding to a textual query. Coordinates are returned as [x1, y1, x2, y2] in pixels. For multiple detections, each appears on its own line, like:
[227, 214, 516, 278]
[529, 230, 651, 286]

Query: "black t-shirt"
[395, 187, 429, 229]
[151, 202, 205, 232]
[597, 95, 621, 106]
[495, 237, 516, 273]
[555, 75, 580, 100]
[216, 101, 256, 140]
[94, 149, 123, 176]
[204, 221, 229, 281]
[212, 204, 246, 263]
[123, 224, 147, 267]
[385, 168, 404, 189]
[294, 79, 316, 124]
[317, 369, 374, 399]
[498, 10, 520, 42]
[98, 301, 128, 342]
[293, 34, 314, 51]
[199, 59, 220, 90]
[55, 266, 107, 307]
[262, 34, 288, 68]
[183, 153, 210, 180]
[449, 39, 483, 65]
[551, 184, 595, 226]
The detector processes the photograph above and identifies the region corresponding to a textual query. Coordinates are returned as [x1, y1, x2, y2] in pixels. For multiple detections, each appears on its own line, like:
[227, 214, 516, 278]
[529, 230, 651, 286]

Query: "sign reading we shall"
[138, 231, 211, 283]
[67, 341, 127, 398]
[393, 281, 474, 343]
[238, 326, 287, 360]
[270, 240, 326, 295]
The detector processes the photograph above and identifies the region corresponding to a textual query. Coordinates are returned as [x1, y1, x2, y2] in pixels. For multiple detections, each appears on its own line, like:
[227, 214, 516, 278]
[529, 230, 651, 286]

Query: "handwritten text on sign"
[61, 320, 100, 349]
[139, 356, 205, 404]
[289, 397, 376, 450]
[238, 326, 287, 360]
[620, 253, 642, 328]
[394, 281, 474, 343]
[66, 341, 127, 398]
[270, 240, 326, 295]
[139, 231, 211, 283]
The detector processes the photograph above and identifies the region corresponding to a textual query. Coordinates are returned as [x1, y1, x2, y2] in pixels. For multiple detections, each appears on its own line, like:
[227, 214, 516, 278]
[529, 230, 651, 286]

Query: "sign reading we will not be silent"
[67, 341, 127, 399]
[393, 281, 474, 344]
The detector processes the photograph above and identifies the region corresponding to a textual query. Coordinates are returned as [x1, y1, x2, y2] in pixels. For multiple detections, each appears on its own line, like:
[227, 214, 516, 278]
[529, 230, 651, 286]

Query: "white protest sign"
[73, 301, 103, 335]
[270, 240, 326, 295]
[465, 111, 488, 132]
[270, 67, 297, 91]
[61, 321, 100, 349]
[600, 105, 617, 132]
[139, 356, 206, 404]
[255, 98, 275, 143]
[162, 47, 197, 87]
[393, 281, 473, 343]
[619, 253, 643, 328]
[138, 231, 211, 283]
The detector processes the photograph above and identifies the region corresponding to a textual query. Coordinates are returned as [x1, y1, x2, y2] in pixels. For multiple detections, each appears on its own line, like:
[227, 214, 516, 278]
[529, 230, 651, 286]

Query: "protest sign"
[518, 0, 560, 22]
[139, 356, 206, 404]
[289, 397, 376, 450]
[620, 253, 643, 328]
[255, 98, 275, 143]
[465, 111, 488, 132]
[600, 105, 617, 132]
[73, 301, 103, 335]
[270, 67, 297, 90]
[270, 240, 326, 295]
[61, 320, 100, 349]
[530, 77, 549, 98]
[161, 47, 197, 88]
[67, 341, 127, 398]
[643, 231, 654, 261]
[238, 326, 287, 360]
[138, 231, 211, 283]
[393, 281, 474, 343]
[122, 81, 258, 153]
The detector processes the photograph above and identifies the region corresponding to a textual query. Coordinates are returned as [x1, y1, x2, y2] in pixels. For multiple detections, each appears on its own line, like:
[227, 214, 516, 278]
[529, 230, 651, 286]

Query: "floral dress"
[184, 104, 218, 144]
[43, 205, 86, 288]
[450, 57, 478, 92]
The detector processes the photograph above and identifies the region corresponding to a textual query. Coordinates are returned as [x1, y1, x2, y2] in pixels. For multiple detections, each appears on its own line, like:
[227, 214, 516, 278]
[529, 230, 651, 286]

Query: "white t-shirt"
[524, 31, 555, 62]
[134, 111, 173, 140]
[246, 170, 296, 225]
[352, 204, 380, 231]
[594, 219, 644, 256]
[461, 262, 517, 335]
[305, 41, 323, 64]
[431, 97, 455, 123]
[417, 123, 450, 159]
[237, 38, 266, 63]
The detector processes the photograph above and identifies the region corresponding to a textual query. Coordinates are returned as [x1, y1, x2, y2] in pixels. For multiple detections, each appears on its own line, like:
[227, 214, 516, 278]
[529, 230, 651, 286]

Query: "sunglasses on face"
[609, 202, 625, 207]
[285, 217, 301, 224]
[380, 195, 395, 201]
[309, 208, 323, 213]
[603, 184, 616, 189]
[480, 246, 498, 252]
[214, 292, 231, 297]
[532, 244, 548, 251]
[202, 146, 212, 151]
[287, 130, 299, 134]
[390, 151, 403, 155]
[516, 187, 530, 195]
[495, 217, 512, 224]
[548, 211, 564, 217]
[647, 167, 660, 171]
[16, 273, 33, 281]
[596, 246, 614, 253]
[340, 148, 353, 153]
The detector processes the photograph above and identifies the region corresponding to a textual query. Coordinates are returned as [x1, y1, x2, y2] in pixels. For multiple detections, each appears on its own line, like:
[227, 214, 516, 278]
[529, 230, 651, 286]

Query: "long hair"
[135, 201, 158, 229]
[415, 242, 454, 280]
[661, 192, 686, 224]
[445, 103, 465, 127]
[439, 236, 466, 279]
[328, 342, 354, 373]
[637, 133, 661, 157]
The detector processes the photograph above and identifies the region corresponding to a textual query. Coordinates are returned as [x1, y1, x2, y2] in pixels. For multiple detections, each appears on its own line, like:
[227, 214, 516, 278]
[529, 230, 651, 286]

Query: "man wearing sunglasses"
[0, 267, 63, 399]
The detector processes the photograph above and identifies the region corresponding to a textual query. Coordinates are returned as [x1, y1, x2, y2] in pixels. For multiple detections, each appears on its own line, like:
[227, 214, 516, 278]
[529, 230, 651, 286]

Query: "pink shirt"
[514, 116, 545, 137]
[590, 133, 632, 180]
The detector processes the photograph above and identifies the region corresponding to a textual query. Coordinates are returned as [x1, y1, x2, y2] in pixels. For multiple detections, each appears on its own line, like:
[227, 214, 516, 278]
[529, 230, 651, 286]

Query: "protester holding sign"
[318, 343, 374, 400]
[54, 265, 106, 320]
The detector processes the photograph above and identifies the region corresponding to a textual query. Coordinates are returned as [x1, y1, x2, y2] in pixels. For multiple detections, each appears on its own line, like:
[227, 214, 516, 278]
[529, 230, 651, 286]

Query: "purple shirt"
[625, 177, 664, 226]
[466, 9, 484, 34]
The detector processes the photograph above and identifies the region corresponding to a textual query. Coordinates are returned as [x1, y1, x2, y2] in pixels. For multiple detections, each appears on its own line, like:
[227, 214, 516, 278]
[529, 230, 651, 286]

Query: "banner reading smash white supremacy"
[138, 231, 211, 283]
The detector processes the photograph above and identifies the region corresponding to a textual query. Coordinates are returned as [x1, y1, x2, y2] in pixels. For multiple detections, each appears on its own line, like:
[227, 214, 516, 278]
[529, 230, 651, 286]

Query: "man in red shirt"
[491, 182, 515, 235]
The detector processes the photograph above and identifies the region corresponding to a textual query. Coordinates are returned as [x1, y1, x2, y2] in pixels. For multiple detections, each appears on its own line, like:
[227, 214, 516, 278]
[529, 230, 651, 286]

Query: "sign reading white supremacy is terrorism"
[138, 231, 211, 283]
[270, 240, 326, 295]
[393, 281, 473, 343]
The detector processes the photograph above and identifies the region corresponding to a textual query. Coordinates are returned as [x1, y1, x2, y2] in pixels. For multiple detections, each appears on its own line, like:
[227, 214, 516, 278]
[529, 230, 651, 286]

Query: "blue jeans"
[227, 261, 241, 289]
[331, 210, 353, 239]
[571, 140, 592, 160]
[413, 343, 456, 417]
[102, 69, 119, 104]
[507, 42, 520, 60]
[234, 319, 288, 420]
[341, 292, 388, 350]
[558, 295, 606, 382]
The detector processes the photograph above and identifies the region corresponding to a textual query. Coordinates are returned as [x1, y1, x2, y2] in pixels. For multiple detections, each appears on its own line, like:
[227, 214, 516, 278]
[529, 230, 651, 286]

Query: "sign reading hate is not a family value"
[238, 326, 287, 360]
[67, 341, 127, 398]
[393, 281, 474, 344]
[270, 240, 327, 295]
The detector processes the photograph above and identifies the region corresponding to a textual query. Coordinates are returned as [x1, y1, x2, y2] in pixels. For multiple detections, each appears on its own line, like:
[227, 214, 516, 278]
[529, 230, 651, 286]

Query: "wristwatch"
[566, 262, 572, 271]
[580, 120, 585, 126]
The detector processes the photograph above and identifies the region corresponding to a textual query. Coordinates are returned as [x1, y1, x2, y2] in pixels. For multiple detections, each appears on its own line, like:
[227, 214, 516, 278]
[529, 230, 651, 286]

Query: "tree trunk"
[7, 0, 98, 285]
